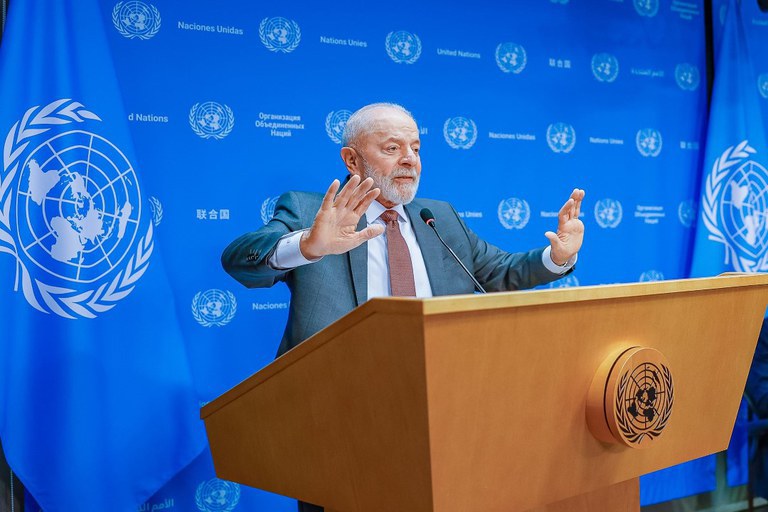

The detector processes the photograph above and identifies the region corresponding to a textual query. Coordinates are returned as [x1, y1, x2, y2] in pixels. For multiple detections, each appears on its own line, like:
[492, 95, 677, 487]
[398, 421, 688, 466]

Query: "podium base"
[526, 478, 639, 512]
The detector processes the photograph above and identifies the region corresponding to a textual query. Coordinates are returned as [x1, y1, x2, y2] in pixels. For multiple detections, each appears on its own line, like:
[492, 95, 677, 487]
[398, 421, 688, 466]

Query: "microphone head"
[420, 208, 436, 227]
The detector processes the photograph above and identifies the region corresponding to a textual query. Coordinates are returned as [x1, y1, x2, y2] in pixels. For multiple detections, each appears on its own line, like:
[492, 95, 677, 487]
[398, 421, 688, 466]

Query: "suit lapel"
[348, 215, 368, 306]
[405, 202, 447, 296]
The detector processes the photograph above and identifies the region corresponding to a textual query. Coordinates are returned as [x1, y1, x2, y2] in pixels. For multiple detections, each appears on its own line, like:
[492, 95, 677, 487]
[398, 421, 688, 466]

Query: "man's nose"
[400, 148, 417, 166]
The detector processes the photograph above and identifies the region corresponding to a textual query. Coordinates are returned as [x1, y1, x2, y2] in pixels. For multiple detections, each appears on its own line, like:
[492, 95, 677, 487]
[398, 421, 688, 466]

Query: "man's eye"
[413, 147, 420, 154]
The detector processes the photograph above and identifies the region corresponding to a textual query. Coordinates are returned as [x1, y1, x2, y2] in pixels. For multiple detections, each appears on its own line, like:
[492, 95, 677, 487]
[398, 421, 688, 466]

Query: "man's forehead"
[366, 109, 419, 139]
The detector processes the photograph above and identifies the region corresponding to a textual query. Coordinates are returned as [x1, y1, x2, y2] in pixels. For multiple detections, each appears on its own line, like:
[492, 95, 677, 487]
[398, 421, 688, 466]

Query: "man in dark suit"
[222, 103, 585, 511]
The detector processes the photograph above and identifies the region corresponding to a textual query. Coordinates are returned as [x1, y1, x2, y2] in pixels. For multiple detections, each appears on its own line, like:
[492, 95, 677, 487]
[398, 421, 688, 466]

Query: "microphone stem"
[429, 224, 487, 294]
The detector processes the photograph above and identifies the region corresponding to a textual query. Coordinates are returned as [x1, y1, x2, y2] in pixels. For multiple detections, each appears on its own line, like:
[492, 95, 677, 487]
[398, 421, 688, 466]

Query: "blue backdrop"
[2, 0, 767, 510]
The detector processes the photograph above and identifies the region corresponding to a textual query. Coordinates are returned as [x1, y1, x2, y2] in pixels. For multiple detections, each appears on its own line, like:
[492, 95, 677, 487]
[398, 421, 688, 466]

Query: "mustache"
[389, 168, 418, 179]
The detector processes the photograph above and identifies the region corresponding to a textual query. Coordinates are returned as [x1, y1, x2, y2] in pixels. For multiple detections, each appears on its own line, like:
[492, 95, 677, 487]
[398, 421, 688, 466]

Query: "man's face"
[352, 109, 421, 207]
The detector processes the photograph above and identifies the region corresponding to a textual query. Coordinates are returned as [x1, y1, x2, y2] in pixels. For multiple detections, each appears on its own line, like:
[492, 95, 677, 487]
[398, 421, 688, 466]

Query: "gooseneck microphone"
[420, 208, 487, 294]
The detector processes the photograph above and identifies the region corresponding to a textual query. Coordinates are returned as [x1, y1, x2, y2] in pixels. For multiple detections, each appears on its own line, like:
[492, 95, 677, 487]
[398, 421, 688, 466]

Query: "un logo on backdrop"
[594, 199, 623, 228]
[591, 53, 619, 83]
[325, 110, 352, 144]
[758, 74, 768, 99]
[702, 141, 768, 272]
[189, 102, 234, 140]
[639, 270, 665, 282]
[192, 289, 237, 327]
[112, 1, 161, 39]
[443, 117, 478, 149]
[678, 199, 696, 227]
[634, 0, 659, 17]
[260, 196, 279, 225]
[675, 64, 701, 91]
[0, 99, 153, 319]
[546, 123, 576, 153]
[195, 478, 241, 512]
[385, 31, 422, 64]
[550, 274, 579, 288]
[259, 17, 301, 53]
[497, 198, 530, 229]
[636, 129, 662, 157]
[495, 43, 527, 74]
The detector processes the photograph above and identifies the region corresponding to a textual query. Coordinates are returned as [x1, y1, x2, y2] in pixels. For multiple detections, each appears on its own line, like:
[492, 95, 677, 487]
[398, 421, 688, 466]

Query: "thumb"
[359, 224, 385, 241]
[544, 231, 559, 245]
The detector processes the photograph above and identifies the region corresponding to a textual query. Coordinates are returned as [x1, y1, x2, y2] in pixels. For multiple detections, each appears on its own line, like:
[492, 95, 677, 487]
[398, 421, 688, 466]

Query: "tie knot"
[380, 210, 399, 224]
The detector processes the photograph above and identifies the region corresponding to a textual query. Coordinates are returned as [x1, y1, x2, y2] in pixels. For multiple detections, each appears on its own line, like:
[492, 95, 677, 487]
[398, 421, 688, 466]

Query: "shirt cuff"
[542, 246, 577, 275]
[267, 229, 322, 270]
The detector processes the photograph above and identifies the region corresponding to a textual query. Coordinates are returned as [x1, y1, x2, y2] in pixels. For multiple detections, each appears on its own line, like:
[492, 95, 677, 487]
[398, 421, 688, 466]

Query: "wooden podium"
[202, 274, 768, 512]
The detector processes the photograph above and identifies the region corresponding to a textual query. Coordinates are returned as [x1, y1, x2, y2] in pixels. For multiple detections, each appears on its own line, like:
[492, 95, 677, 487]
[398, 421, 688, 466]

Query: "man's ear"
[341, 146, 363, 178]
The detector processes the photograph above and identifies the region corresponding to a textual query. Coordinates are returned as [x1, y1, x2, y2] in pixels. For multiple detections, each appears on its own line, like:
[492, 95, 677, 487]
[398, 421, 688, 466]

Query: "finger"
[558, 198, 574, 226]
[353, 188, 381, 216]
[321, 179, 341, 211]
[573, 189, 584, 218]
[336, 174, 361, 208]
[346, 177, 375, 209]
[544, 231, 559, 245]
[356, 224, 385, 242]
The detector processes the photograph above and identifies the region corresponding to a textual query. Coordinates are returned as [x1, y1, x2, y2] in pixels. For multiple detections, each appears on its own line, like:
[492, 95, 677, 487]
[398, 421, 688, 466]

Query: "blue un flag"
[0, 1, 206, 510]
[690, 0, 768, 277]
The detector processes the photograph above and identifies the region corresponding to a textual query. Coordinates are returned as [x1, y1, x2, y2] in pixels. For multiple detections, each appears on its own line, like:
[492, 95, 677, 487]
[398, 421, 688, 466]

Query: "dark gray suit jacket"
[222, 191, 564, 356]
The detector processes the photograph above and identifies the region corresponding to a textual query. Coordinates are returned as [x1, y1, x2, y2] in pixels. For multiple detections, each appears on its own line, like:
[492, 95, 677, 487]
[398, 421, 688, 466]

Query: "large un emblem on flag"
[385, 30, 422, 64]
[112, 1, 161, 40]
[0, 99, 153, 319]
[703, 141, 768, 272]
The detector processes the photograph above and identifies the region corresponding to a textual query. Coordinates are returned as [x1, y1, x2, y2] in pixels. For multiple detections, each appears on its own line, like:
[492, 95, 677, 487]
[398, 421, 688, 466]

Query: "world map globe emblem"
[385, 30, 422, 64]
[720, 160, 768, 261]
[675, 64, 701, 91]
[112, 1, 161, 40]
[189, 102, 234, 140]
[591, 53, 619, 83]
[594, 198, 623, 228]
[259, 17, 301, 53]
[192, 289, 237, 327]
[636, 128, 662, 157]
[678, 199, 696, 228]
[495, 43, 527, 74]
[639, 270, 664, 282]
[195, 478, 241, 512]
[443, 117, 478, 149]
[15, 131, 141, 284]
[758, 73, 768, 99]
[546, 122, 576, 153]
[634, 0, 659, 17]
[497, 197, 530, 230]
[325, 109, 352, 144]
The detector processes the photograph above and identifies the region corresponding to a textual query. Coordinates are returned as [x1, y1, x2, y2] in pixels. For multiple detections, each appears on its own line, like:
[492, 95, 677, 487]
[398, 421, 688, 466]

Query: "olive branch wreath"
[385, 31, 422, 64]
[701, 140, 764, 272]
[615, 364, 674, 445]
[112, 2, 162, 40]
[259, 18, 302, 53]
[325, 111, 350, 145]
[0, 99, 154, 319]
[189, 103, 235, 140]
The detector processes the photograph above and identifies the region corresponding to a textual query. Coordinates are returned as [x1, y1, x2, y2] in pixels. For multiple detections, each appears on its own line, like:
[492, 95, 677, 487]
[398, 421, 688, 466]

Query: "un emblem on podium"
[385, 30, 422, 64]
[587, 347, 674, 448]
[702, 140, 768, 272]
[112, 1, 161, 39]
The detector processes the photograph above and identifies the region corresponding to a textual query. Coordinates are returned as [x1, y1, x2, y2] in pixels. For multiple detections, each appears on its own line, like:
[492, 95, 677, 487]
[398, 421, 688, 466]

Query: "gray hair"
[341, 102, 416, 147]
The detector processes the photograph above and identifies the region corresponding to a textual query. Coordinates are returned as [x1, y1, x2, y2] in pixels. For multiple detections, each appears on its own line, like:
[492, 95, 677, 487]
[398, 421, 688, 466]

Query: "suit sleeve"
[221, 191, 309, 288]
[449, 205, 562, 291]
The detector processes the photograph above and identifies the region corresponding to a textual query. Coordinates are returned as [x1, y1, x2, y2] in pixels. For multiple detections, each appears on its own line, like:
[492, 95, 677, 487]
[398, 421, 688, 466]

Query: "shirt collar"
[365, 200, 408, 224]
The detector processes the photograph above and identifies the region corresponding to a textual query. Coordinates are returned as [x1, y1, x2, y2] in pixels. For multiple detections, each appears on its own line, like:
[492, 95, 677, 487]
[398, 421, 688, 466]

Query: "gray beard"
[362, 160, 420, 205]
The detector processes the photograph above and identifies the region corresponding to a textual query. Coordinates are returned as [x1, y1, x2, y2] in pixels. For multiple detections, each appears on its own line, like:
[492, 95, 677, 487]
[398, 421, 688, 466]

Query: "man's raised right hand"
[299, 175, 385, 260]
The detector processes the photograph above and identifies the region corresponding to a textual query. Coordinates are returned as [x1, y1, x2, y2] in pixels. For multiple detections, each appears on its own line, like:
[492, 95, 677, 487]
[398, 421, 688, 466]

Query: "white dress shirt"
[268, 202, 576, 298]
